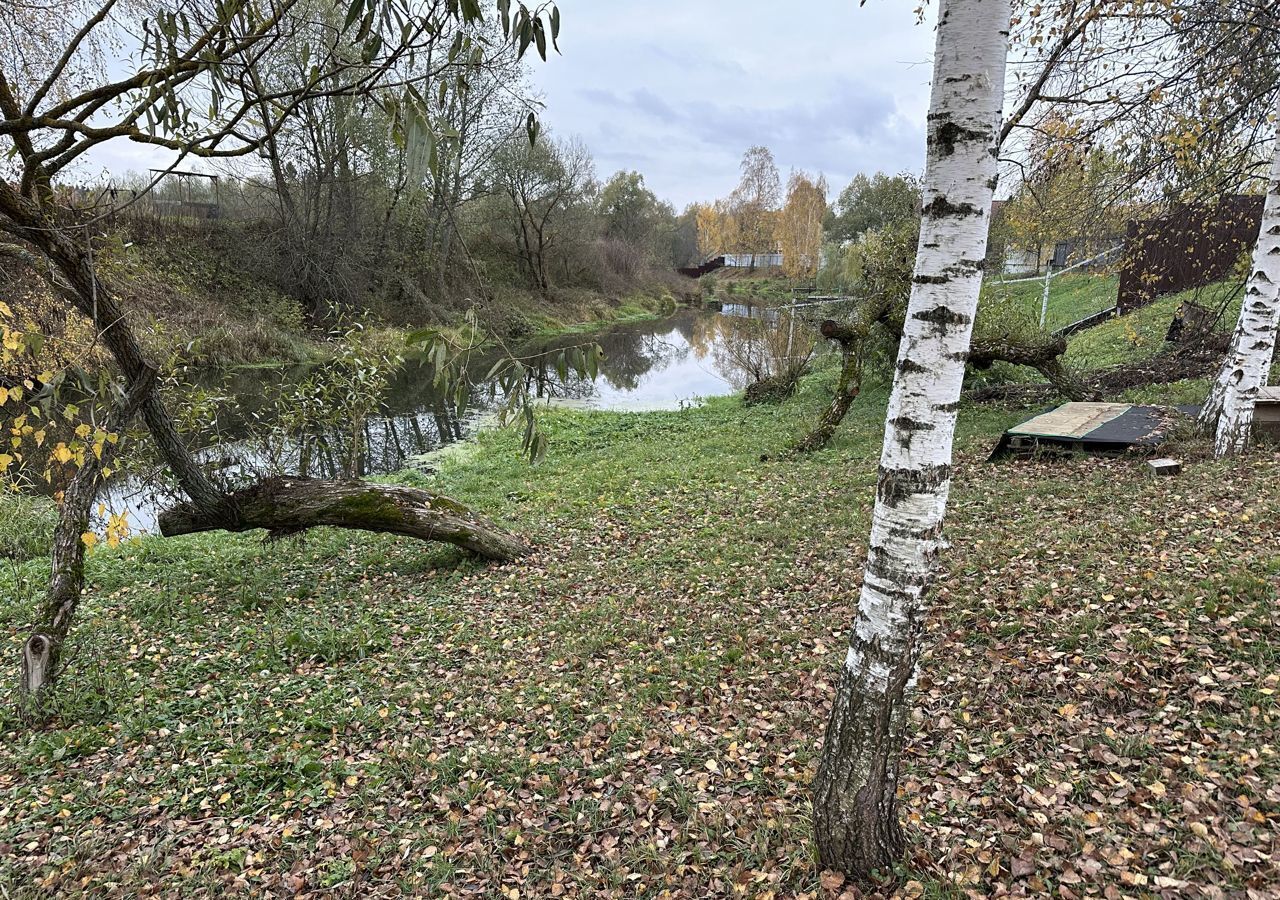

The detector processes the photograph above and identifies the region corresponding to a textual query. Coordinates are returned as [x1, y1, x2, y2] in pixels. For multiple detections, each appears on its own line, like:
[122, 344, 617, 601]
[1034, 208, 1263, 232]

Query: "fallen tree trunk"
[795, 305, 1094, 452]
[968, 333, 1095, 402]
[158, 477, 530, 562]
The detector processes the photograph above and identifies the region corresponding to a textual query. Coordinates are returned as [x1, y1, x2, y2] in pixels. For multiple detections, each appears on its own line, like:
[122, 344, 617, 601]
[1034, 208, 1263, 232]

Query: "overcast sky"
[75, 1, 938, 205]
[533, 0, 938, 208]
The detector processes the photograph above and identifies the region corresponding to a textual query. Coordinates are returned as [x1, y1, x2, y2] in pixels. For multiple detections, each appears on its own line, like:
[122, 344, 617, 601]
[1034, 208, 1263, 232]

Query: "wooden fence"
[1117, 195, 1262, 312]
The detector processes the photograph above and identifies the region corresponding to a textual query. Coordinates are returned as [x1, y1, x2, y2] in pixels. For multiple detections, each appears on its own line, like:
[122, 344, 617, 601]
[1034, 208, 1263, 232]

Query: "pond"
[98, 305, 820, 532]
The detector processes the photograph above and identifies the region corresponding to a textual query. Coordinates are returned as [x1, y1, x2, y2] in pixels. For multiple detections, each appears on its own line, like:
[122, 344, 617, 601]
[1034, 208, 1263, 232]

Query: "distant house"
[721, 251, 782, 269]
[986, 199, 1118, 277]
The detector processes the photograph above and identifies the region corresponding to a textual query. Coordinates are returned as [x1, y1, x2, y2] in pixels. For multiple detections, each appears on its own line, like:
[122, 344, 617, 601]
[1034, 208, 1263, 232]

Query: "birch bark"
[1200, 104, 1280, 457]
[812, 0, 1011, 877]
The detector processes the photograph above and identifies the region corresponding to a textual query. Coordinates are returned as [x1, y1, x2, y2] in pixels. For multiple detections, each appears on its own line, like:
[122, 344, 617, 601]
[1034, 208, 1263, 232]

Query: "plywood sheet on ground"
[1007, 402, 1132, 439]
[992, 403, 1195, 458]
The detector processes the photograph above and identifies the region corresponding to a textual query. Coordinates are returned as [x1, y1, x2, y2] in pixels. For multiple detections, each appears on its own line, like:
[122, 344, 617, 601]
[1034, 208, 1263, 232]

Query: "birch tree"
[1199, 101, 1280, 456]
[812, 0, 1011, 877]
[776, 171, 828, 281]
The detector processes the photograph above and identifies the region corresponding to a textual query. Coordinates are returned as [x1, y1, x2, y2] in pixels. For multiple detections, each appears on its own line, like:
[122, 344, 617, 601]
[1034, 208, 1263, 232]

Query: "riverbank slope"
[0, 357, 1275, 896]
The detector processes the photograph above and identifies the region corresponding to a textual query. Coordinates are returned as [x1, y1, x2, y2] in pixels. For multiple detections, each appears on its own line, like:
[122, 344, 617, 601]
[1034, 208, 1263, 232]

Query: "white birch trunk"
[812, 0, 1011, 877]
[1200, 104, 1280, 457]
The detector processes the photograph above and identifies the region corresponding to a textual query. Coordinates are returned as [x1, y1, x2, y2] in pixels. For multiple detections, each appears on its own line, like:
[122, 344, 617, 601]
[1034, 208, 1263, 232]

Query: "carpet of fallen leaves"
[0, 396, 1276, 899]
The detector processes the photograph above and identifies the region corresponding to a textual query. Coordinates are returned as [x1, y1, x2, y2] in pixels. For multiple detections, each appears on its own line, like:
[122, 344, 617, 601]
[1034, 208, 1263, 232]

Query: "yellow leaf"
[81, 532, 98, 549]
[0, 453, 11, 472]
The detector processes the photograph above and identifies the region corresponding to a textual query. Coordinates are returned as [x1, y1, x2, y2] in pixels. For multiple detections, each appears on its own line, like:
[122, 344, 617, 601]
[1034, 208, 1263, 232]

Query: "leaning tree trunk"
[796, 319, 869, 453]
[1199, 106, 1280, 456]
[812, 0, 1011, 879]
[20, 368, 154, 703]
[796, 286, 1087, 454]
[0, 182, 227, 513]
[1, 181, 530, 702]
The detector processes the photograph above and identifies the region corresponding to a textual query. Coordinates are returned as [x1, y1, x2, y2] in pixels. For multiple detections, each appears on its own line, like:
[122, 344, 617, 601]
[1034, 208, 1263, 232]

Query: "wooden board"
[991, 403, 1196, 459]
[1256, 386, 1280, 429]
[1007, 402, 1132, 439]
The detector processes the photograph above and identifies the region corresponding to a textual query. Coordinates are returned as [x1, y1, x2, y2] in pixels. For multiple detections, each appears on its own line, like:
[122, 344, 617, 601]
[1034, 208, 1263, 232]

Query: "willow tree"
[812, 0, 1011, 877]
[0, 0, 559, 703]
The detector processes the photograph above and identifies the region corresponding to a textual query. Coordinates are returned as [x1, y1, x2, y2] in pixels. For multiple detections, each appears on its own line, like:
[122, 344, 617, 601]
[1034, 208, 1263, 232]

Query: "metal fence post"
[1039, 265, 1053, 328]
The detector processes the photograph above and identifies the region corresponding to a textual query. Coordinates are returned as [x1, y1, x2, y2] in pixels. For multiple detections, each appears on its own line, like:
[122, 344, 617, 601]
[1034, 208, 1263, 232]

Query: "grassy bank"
[7, 227, 698, 373]
[1, 356, 1275, 896]
[982, 272, 1119, 334]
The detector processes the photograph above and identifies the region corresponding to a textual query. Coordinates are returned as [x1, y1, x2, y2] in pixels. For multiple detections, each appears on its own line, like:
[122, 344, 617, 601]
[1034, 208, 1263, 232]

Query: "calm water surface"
[99, 305, 817, 531]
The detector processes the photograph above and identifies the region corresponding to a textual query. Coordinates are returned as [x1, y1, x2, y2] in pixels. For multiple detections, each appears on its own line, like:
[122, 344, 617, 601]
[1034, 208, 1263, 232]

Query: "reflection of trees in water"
[697, 312, 819, 388]
[97, 310, 767, 528]
[599, 331, 687, 391]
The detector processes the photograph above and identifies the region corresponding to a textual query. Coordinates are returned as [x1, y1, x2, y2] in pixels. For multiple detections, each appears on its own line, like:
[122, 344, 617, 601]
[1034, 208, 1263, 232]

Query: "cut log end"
[158, 477, 530, 562]
[21, 634, 53, 700]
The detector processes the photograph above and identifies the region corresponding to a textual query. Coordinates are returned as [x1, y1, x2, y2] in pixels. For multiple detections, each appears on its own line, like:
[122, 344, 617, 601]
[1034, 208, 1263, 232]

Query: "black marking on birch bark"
[934, 401, 959, 413]
[912, 306, 972, 327]
[862, 561, 929, 596]
[928, 117, 987, 156]
[1267, 224, 1280, 235]
[948, 350, 970, 362]
[876, 464, 951, 507]
[890, 416, 934, 435]
[922, 196, 981, 219]
[882, 521, 944, 542]
[913, 274, 950, 285]
[897, 358, 928, 375]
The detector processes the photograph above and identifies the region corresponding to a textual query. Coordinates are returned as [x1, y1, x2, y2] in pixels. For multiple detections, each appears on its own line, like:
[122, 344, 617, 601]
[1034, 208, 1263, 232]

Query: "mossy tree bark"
[796, 319, 870, 453]
[158, 477, 529, 562]
[797, 282, 1089, 455]
[20, 368, 154, 705]
[812, 0, 1011, 879]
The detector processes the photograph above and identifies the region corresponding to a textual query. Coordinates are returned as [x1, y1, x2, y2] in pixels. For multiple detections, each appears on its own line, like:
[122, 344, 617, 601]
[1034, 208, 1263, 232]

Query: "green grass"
[982, 272, 1119, 333]
[0, 490, 56, 563]
[1066, 279, 1243, 369]
[0, 359, 1275, 896]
